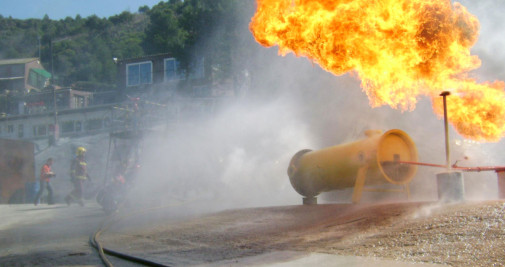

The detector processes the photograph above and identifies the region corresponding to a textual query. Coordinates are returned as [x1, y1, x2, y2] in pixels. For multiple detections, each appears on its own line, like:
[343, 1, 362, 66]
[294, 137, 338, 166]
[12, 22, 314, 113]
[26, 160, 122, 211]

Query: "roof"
[0, 58, 39, 66]
[110, 130, 142, 140]
[117, 53, 174, 64]
[0, 77, 24, 81]
[31, 68, 52, 79]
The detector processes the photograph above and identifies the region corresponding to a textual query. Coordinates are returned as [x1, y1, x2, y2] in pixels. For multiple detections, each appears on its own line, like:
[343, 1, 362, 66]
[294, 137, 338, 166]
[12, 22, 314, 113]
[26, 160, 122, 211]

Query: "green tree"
[110, 11, 134, 25]
[143, 1, 187, 56]
[138, 5, 150, 14]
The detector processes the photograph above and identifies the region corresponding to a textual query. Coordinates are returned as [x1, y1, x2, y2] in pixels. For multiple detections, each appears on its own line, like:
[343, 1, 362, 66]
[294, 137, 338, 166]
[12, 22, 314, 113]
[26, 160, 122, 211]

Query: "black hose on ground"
[89, 221, 170, 267]
[90, 196, 198, 266]
[89, 229, 113, 267]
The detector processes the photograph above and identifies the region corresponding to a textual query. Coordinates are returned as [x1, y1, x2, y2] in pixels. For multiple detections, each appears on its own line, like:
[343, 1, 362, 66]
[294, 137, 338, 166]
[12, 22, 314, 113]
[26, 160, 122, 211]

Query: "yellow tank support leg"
[352, 165, 369, 203]
[405, 184, 411, 199]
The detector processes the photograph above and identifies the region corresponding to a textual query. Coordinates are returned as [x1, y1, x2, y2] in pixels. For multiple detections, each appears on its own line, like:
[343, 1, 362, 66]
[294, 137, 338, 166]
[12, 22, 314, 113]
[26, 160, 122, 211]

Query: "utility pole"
[37, 35, 41, 60]
[50, 39, 58, 144]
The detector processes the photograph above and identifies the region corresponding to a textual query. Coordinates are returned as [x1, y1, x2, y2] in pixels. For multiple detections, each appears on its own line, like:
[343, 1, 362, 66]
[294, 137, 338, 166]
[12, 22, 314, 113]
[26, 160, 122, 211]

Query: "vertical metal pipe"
[440, 91, 451, 169]
[497, 171, 505, 199]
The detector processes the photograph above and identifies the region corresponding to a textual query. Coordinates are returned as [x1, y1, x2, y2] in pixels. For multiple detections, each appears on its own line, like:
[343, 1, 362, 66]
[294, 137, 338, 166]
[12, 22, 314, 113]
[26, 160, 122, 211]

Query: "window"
[17, 124, 23, 138]
[75, 121, 82, 132]
[1, 64, 24, 76]
[61, 121, 75, 133]
[0, 66, 7, 76]
[164, 57, 204, 81]
[73, 95, 85, 108]
[7, 125, 13, 133]
[127, 61, 152, 86]
[39, 125, 47, 136]
[86, 119, 102, 131]
[33, 124, 47, 136]
[164, 58, 181, 81]
[11, 65, 24, 76]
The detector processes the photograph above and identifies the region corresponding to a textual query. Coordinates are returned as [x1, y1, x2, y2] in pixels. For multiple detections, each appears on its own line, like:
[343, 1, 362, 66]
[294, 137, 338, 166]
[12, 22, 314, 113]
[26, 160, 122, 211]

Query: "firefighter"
[34, 158, 56, 205]
[96, 163, 127, 214]
[65, 147, 90, 206]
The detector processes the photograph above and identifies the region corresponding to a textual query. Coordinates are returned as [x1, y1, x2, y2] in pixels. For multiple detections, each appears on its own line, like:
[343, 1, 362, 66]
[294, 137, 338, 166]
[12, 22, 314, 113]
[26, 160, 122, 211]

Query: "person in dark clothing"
[65, 147, 90, 206]
[34, 158, 56, 205]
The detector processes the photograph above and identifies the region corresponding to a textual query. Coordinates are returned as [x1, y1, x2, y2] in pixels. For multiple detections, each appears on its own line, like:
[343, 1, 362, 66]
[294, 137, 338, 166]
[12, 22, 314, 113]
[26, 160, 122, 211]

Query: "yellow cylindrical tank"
[287, 129, 418, 202]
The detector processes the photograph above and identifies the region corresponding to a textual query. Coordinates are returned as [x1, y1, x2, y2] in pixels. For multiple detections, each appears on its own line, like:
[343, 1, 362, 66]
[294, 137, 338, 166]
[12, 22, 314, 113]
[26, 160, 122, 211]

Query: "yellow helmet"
[76, 146, 86, 156]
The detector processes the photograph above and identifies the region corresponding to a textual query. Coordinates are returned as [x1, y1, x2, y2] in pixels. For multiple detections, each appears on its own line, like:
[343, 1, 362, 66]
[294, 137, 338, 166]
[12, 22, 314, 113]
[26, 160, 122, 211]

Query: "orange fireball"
[250, 0, 505, 141]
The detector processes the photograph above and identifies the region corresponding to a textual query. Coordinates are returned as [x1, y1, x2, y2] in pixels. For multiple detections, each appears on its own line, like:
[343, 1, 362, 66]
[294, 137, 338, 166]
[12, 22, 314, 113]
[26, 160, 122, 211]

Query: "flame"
[250, 0, 505, 141]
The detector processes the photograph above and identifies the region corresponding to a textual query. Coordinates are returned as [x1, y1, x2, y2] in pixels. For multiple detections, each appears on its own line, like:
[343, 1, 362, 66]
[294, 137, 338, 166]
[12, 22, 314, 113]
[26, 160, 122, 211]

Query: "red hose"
[390, 160, 505, 173]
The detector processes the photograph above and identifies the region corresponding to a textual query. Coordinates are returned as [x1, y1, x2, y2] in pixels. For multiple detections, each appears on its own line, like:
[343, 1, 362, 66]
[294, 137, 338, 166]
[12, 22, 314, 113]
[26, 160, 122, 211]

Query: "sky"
[0, 0, 163, 20]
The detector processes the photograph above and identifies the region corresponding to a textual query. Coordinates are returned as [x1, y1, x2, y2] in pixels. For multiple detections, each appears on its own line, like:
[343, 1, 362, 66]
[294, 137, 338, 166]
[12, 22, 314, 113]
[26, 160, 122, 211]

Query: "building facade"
[116, 53, 207, 100]
[0, 58, 51, 94]
[0, 53, 234, 142]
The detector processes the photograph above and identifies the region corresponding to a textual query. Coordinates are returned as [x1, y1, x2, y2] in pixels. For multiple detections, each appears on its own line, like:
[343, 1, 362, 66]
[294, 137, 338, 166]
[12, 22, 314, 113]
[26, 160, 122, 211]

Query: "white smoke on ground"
[133, 94, 316, 209]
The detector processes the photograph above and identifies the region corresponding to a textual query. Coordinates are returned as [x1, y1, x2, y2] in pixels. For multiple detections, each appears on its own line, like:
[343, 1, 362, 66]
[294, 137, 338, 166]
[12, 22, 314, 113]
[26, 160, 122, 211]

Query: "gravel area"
[101, 200, 505, 266]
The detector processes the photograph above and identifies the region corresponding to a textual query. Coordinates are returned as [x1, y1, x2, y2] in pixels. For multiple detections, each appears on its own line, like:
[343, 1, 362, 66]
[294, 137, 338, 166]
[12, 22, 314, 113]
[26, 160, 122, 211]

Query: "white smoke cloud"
[133, 95, 316, 209]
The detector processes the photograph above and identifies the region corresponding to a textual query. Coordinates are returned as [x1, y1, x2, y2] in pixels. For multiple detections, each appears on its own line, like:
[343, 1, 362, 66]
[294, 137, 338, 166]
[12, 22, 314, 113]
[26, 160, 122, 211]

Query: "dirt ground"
[101, 200, 505, 266]
[2, 200, 504, 266]
[0, 202, 107, 267]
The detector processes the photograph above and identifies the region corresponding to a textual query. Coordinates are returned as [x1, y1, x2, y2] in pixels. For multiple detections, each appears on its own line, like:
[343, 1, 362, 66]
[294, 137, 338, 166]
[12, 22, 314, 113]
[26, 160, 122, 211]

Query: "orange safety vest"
[40, 164, 52, 182]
